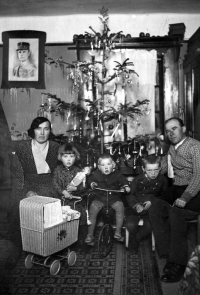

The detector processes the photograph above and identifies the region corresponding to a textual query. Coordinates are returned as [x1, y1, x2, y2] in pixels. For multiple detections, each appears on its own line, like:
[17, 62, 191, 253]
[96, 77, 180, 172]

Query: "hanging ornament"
[111, 122, 120, 138]
[90, 132, 95, 139]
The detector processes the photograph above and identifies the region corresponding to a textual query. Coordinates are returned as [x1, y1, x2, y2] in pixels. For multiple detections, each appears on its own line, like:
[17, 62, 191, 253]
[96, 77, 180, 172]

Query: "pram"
[20, 195, 82, 275]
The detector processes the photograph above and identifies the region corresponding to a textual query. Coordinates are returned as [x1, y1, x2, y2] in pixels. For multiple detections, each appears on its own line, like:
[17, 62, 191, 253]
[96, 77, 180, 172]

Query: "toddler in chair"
[85, 153, 130, 243]
[125, 154, 168, 252]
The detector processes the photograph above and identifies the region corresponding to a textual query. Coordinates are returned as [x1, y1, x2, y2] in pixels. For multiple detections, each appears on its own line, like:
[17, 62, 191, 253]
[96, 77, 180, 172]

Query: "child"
[125, 154, 168, 252]
[85, 153, 131, 243]
[53, 143, 90, 225]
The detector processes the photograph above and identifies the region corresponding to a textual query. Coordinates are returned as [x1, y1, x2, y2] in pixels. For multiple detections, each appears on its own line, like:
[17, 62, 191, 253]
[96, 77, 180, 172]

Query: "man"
[13, 42, 37, 78]
[148, 117, 200, 283]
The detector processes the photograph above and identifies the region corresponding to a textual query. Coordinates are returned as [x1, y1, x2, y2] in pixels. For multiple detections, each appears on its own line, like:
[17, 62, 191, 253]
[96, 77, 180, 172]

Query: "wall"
[0, 46, 77, 138]
[0, 12, 196, 138]
[0, 14, 199, 44]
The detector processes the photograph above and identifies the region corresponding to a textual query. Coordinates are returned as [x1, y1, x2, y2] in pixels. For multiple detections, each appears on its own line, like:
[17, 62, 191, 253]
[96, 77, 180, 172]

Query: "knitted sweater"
[161, 137, 200, 203]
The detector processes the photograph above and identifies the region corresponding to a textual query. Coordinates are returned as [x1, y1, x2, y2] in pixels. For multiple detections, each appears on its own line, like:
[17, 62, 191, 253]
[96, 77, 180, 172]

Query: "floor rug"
[121, 238, 163, 295]
[0, 227, 163, 295]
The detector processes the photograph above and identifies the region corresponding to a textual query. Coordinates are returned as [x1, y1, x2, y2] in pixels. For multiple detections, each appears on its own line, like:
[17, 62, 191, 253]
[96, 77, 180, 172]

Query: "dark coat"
[9, 140, 59, 233]
[13, 140, 59, 197]
[126, 173, 168, 208]
[88, 169, 129, 206]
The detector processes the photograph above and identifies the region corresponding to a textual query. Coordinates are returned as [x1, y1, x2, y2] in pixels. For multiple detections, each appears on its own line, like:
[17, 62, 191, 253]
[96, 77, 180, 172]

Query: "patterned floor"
[122, 238, 163, 295]
[0, 226, 163, 295]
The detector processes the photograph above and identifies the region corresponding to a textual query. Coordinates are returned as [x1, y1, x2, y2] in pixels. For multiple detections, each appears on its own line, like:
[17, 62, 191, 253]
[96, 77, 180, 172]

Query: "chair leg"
[198, 215, 200, 244]
[125, 228, 129, 248]
[152, 232, 155, 251]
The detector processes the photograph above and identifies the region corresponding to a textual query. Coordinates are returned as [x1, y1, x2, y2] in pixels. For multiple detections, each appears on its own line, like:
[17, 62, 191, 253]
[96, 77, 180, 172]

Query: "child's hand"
[143, 201, 151, 210]
[135, 204, 144, 213]
[124, 185, 131, 193]
[62, 190, 72, 199]
[91, 182, 98, 189]
[67, 184, 77, 192]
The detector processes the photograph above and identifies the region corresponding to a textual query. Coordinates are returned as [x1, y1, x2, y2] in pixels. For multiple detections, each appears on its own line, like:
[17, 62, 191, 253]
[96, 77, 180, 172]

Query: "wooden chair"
[125, 221, 155, 250]
[151, 214, 200, 252]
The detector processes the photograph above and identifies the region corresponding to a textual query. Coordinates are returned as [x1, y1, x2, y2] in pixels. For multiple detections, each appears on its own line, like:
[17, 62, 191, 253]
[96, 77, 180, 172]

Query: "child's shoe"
[114, 230, 121, 239]
[85, 234, 94, 243]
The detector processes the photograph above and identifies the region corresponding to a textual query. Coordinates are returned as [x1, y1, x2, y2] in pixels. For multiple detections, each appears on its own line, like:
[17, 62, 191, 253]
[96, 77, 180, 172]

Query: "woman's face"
[34, 121, 51, 144]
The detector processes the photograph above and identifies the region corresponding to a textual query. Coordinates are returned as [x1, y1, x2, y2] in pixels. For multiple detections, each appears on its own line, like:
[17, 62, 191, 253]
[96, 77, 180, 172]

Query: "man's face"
[98, 158, 114, 175]
[17, 50, 30, 62]
[165, 119, 186, 145]
[34, 121, 51, 144]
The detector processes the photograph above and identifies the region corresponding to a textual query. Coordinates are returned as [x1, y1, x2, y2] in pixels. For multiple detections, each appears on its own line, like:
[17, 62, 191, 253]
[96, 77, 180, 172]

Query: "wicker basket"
[20, 196, 80, 256]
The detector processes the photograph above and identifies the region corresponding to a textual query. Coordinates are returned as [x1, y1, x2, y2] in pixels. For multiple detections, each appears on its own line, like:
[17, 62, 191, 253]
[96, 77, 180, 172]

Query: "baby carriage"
[20, 195, 81, 275]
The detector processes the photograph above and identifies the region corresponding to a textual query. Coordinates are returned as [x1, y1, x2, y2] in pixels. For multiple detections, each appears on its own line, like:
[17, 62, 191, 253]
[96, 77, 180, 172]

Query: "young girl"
[53, 143, 90, 225]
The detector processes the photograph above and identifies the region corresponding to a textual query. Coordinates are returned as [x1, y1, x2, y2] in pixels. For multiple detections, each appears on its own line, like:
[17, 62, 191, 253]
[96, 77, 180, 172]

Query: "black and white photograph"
[0, 1, 200, 295]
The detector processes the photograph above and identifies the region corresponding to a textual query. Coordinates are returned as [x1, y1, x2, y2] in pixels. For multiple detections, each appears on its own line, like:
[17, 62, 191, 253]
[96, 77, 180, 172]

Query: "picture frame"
[1, 30, 46, 89]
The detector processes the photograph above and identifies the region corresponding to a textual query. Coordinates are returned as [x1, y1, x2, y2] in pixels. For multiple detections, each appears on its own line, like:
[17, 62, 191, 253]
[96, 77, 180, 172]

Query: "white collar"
[174, 137, 186, 150]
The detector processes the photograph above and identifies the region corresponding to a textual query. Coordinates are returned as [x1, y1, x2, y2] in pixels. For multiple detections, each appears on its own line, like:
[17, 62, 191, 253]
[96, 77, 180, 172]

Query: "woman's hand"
[26, 191, 38, 198]
[67, 184, 77, 192]
[143, 201, 151, 210]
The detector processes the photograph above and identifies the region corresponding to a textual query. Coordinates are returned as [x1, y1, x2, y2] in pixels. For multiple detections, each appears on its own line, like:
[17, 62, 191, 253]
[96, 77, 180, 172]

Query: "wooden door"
[193, 65, 200, 141]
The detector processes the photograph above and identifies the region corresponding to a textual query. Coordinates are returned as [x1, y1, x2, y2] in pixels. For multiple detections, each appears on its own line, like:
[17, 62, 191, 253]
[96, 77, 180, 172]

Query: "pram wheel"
[25, 254, 34, 269]
[50, 260, 61, 276]
[98, 224, 114, 258]
[68, 251, 77, 266]
[44, 256, 51, 266]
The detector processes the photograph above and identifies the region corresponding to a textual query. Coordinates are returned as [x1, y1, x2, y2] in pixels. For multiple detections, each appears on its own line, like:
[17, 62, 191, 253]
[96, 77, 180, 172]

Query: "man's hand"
[173, 198, 186, 208]
[143, 201, 151, 210]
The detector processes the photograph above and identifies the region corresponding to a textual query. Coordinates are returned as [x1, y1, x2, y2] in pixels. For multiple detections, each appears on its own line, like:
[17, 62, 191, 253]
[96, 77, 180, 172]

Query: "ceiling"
[0, 0, 200, 17]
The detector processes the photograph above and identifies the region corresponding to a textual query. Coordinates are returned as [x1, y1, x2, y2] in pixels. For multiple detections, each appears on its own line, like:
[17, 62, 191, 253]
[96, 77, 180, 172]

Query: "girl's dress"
[53, 164, 87, 225]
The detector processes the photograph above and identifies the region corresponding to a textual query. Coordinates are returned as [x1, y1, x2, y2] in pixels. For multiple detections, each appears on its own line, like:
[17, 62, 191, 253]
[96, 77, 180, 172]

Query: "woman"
[8, 117, 59, 268]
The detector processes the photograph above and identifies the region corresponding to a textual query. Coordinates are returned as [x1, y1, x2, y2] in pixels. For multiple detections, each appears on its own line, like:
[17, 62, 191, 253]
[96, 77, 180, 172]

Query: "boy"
[85, 153, 130, 243]
[125, 154, 168, 252]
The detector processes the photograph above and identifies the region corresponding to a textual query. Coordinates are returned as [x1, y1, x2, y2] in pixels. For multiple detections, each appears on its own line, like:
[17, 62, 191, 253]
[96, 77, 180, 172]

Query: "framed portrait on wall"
[1, 30, 46, 89]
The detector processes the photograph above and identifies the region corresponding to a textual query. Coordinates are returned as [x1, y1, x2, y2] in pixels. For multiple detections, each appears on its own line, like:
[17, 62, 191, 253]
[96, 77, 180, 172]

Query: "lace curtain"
[81, 49, 157, 141]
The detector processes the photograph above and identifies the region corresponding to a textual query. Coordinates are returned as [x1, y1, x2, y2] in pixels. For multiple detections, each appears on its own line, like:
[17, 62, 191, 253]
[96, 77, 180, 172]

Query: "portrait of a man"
[8, 38, 39, 81]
